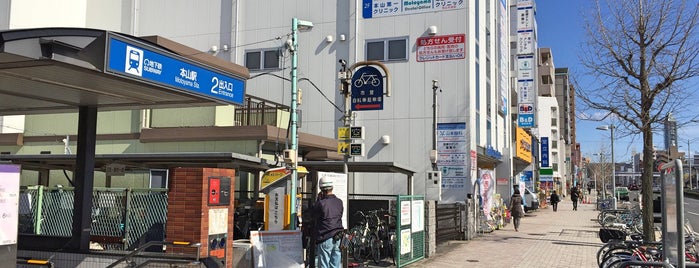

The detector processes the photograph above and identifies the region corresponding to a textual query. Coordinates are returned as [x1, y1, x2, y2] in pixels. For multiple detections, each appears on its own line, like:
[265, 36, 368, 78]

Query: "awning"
[0, 152, 271, 172]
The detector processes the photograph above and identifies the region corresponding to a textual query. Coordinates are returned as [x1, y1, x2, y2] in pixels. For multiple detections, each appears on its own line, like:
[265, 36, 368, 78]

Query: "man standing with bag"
[312, 176, 344, 268]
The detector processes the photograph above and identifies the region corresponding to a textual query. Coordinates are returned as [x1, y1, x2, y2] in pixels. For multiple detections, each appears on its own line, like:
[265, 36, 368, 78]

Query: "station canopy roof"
[0, 152, 271, 172]
[0, 27, 250, 115]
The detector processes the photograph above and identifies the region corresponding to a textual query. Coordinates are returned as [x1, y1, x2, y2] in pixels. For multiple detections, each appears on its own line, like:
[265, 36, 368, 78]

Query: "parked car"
[523, 188, 539, 212]
[628, 184, 639, 191]
[614, 187, 630, 201]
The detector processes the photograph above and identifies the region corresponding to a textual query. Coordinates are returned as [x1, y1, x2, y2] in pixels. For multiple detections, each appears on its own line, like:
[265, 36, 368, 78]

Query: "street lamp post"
[289, 17, 313, 230]
[596, 124, 617, 209]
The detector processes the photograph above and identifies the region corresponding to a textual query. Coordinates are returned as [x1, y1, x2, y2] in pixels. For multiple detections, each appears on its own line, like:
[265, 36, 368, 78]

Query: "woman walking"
[509, 189, 525, 232]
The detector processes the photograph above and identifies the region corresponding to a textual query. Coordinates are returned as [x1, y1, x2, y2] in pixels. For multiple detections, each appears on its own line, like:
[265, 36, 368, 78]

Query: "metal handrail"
[106, 240, 201, 268]
[16, 258, 54, 267]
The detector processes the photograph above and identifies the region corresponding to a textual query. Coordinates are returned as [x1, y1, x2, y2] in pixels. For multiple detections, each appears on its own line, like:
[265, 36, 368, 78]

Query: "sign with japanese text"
[480, 169, 495, 220]
[541, 137, 550, 167]
[0, 164, 20, 246]
[316, 172, 348, 228]
[436, 123, 467, 190]
[362, 0, 465, 19]
[351, 66, 384, 111]
[498, 0, 509, 115]
[517, 79, 535, 103]
[250, 230, 303, 268]
[517, 6, 534, 31]
[106, 34, 246, 106]
[517, 0, 533, 7]
[517, 31, 534, 55]
[515, 127, 533, 163]
[517, 55, 534, 80]
[416, 34, 466, 62]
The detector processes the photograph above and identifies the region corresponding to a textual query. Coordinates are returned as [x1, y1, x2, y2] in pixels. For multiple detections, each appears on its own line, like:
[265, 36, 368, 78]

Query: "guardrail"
[106, 240, 201, 268]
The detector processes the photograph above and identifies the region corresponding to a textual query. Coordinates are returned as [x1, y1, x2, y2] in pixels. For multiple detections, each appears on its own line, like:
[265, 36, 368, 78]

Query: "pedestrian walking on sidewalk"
[570, 184, 580, 211]
[549, 190, 560, 211]
[509, 189, 525, 232]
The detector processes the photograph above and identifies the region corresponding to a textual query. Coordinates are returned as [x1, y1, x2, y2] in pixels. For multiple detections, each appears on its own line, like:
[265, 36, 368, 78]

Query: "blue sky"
[535, 0, 699, 163]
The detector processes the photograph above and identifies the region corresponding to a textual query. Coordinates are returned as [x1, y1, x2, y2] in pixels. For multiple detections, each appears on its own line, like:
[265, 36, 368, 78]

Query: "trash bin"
[233, 239, 253, 268]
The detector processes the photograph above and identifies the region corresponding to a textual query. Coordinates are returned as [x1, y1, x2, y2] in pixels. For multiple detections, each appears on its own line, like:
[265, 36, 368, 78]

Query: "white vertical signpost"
[660, 159, 684, 267]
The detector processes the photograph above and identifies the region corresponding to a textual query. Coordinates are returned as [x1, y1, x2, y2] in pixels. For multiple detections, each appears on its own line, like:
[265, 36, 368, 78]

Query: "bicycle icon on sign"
[353, 73, 381, 88]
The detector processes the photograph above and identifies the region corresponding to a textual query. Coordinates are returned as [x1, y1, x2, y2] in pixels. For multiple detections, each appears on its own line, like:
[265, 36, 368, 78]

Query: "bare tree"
[589, 148, 614, 197]
[578, 0, 699, 241]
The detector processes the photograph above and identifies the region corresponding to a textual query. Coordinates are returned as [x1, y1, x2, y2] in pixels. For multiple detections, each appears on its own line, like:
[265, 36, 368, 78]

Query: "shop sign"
[515, 128, 532, 163]
[362, 0, 465, 19]
[541, 137, 549, 167]
[485, 145, 502, 160]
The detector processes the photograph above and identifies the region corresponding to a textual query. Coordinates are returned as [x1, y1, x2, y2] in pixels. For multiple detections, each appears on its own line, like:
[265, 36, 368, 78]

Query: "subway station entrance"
[0, 27, 255, 266]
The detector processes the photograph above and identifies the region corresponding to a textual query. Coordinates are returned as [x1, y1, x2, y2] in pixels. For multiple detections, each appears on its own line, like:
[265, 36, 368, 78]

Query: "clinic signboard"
[106, 34, 245, 106]
[540, 137, 549, 167]
[362, 0, 465, 19]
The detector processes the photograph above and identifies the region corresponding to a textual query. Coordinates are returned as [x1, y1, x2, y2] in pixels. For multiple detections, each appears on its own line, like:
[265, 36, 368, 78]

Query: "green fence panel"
[18, 187, 168, 251]
[40, 187, 74, 236]
[395, 195, 425, 267]
[124, 189, 168, 250]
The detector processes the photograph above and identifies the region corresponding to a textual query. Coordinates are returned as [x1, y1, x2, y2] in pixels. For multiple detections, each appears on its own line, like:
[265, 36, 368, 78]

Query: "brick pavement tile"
[412, 199, 604, 268]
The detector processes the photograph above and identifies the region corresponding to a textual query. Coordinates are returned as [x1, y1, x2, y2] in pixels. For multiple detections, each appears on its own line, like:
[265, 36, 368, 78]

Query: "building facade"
[0, 0, 524, 204]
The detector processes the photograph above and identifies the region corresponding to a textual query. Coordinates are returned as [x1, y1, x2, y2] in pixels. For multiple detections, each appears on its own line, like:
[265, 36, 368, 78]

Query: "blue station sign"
[106, 34, 245, 106]
[351, 66, 384, 111]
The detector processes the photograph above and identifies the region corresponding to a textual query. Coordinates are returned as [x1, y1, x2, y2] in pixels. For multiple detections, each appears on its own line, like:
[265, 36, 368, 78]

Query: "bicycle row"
[597, 222, 699, 267]
[344, 209, 397, 265]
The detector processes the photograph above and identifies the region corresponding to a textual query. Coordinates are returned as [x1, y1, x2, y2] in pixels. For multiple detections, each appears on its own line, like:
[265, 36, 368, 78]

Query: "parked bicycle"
[347, 209, 395, 264]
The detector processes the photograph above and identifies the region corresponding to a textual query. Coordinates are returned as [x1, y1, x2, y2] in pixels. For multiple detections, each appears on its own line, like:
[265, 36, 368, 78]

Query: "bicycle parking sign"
[351, 66, 384, 111]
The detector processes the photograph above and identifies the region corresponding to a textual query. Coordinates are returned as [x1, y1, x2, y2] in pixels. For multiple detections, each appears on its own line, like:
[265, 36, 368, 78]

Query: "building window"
[245, 49, 281, 70]
[366, 37, 408, 62]
[552, 163, 558, 170]
[476, 63, 480, 109]
[552, 140, 558, 149]
[150, 169, 169, 189]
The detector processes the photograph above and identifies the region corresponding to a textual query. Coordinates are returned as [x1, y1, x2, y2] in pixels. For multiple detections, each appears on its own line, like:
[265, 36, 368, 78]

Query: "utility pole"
[431, 80, 440, 171]
[339, 60, 351, 175]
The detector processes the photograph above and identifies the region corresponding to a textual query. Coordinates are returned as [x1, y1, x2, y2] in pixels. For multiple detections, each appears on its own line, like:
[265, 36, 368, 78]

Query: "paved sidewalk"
[411, 198, 603, 268]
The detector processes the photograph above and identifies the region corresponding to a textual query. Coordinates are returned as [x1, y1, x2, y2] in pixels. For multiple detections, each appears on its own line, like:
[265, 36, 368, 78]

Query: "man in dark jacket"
[550, 190, 560, 212]
[313, 176, 344, 268]
[570, 185, 580, 211]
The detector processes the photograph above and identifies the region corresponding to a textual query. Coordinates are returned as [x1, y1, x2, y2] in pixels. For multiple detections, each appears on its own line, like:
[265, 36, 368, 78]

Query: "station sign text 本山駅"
[106, 35, 245, 106]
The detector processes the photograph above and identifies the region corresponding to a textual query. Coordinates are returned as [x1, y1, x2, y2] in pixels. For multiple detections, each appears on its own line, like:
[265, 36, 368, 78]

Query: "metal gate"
[435, 202, 464, 243]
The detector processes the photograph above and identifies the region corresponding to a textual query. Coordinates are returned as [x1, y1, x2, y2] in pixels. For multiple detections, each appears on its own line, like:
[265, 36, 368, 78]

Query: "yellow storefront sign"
[516, 127, 532, 163]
